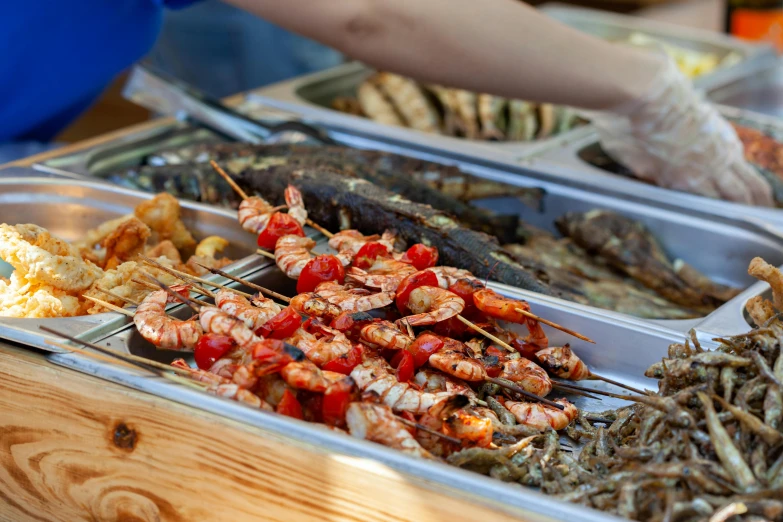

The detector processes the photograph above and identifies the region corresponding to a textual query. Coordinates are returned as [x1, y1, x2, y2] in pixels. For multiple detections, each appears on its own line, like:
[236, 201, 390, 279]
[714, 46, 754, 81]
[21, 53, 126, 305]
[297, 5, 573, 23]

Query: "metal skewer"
[209, 159, 334, 238]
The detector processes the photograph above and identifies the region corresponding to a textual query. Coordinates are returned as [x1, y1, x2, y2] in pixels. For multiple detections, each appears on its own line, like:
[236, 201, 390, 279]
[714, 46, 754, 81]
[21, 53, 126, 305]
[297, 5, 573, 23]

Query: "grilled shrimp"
[208, 345, 254, 379]
[283, 185, 308, 227]
[504, 399, 578, 431]
[215, 289, 282, 332]
[427, 267, 482, 289]
[473, 288, 548, 348]
[281, 360, 346, 392]
[360, 321, 413, 350]
[417, 396, 467, 456]
[199, 306, 260, 347]
[327, 230, 395, 259]
[444, 408, 494, 447]
[400, 286, 464, 327]
[413, 369, 477, 401]
[347, 258, 417, 292]
[290, 292, 342, 320]
[314, 281, 394, 313]
[238, 195, 277, 234]
[275, 235, 316, 279]
[346, 402, 434, 459]
[351, 356, 456, 413]
[499, 357, 552, 397]
[428, 338, 487, 382]
[288, 327, 353, 366]
[171, 359, 227, 385]
[134, 290, 203, 351]
[208, 383, 273, 411]
[535, 345, 590, 381]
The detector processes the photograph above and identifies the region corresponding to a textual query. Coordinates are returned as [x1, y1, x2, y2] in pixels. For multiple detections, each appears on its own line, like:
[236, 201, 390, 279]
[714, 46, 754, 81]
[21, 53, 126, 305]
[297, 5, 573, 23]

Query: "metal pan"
[539, 4, 776, 93]
[46, 259, 720, 522]
[248, 63, 596, 160]
[28, 115, 783, 331]
[527, 105, 783, 230]
[0, 175, 296, 351]
[708, 58, 783, 118]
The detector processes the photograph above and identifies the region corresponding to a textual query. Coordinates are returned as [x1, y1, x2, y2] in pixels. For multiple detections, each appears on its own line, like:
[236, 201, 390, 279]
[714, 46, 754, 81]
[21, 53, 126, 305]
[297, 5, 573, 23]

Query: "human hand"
[587, 56, 774, 207]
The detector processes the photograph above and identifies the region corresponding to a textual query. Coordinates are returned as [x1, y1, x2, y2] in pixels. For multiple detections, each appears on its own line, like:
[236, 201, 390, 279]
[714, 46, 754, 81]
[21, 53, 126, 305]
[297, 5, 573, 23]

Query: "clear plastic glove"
[586, 55, 774, 207]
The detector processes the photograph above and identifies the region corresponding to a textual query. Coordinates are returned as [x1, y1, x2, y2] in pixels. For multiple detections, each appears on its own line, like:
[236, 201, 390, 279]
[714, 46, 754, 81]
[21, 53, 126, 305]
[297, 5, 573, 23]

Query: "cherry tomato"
[297, 255, 345, 294]
[391, 350, 414, 382]
[509, 338, 539, 359]
[322, 344, 364, 374]
[302, 317, 334, 337]
[400, 244, 439, 271]
[330, 311, 375, 337]
[276, 389, 304, 420]
[485, 345, 507, 359]
[257, 307, 302, 339]
[395, 270, 439, 314]
[432, 316, 469, 340]
[408, 333, 444, 368]
[353, 242, 391, 269]
[448, 278, 484, 314]
[257, 212, 304, 250]
[481, 355, 503, 378]
[194, 333, 235, 370]
[323, 378, 354, 427]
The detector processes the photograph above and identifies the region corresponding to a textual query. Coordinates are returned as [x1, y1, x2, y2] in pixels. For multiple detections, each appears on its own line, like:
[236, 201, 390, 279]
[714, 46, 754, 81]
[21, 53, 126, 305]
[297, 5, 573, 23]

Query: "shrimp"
[413, 369, 477, 401]
[473, 288, 548, 348]
[504, 399, 578, 431]
[444, 408, 494, 447]
[360, 321, 413, 350]
[328, 229, 397, 259]
[400, 286, 464, 327]
[314, 281, 394, 313]
[290, 292, 342, 320]
[535, 345, 590, 381]
[428, 340, 487, 382]
[416, 396, 467, 456]
[351, 356, 456, 413]
[215, 289, 282, 332]
[275, 235, 315, 279]
[171, 359, 227, 385]
[499, 357, 552, 397]
[346, 402, 434, 459]
[288, 327, 353, 366]
[347, 258, 417, 292]
[281, 360, 345, 392]
[427, 267, 482, 289]
[133, 290, 203, 351]
[238, 195, 277, 234]
[284, 185, 308, 227]
[208, 345, 254, 379]
[199, 306, 260, 347]
[208, 383, 273, 411]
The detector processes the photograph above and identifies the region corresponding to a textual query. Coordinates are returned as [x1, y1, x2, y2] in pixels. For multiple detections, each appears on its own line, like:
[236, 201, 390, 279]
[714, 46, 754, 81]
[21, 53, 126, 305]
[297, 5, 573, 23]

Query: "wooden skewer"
[39, 327, 193, 377]
[194, 262, 291, 304]
[145, 274, 204, 312]
[45, 340, 141, 370]
[256, 248, 276, 260]
[132, 276, 216, 300]
[551, 383, 602, 401]
[83, 296, 134, 317]
[515, 307, 595, 344]
[209, 159, 333, 238]
[95, 287, 140, 306]
[454, 315, 516, 353]
[586, 374, 649, 396]
[486, 377, 565, 410]
[396, 417, 461, 445]
[139, 255, 254, 299]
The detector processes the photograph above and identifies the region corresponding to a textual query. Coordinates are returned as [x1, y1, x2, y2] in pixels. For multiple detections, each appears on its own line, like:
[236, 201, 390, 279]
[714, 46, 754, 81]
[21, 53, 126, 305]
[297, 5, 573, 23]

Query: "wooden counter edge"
[0, 345, 549, 522]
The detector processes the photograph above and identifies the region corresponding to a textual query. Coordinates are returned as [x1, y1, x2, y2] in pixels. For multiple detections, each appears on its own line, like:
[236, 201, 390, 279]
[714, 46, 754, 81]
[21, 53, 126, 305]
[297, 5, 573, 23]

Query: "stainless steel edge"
[539, 3, 777, 93]
[691, 280, 769, 338]
[708, 58, 783, 116]
[46, 350, 623, 522]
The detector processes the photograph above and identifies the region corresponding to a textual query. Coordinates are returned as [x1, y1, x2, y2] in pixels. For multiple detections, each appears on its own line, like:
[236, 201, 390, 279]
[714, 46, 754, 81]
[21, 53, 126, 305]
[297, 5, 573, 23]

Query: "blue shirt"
[2, 0, 196, 142]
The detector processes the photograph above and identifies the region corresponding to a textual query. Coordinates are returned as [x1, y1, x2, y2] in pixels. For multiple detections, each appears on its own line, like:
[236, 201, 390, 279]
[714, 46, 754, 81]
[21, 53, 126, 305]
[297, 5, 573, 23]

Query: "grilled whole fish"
[556, 209, 731, 311]
[235, 165, 560, 297]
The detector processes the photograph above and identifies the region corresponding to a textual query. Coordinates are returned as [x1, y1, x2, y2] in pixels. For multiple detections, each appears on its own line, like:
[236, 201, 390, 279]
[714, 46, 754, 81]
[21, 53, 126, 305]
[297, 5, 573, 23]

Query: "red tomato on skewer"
[194, 333, 235, 370]
[257, 212, 304, 250]
[400, 244, 438, 271]
[353, 242, 392, 269]
[297, 255, 345, 294]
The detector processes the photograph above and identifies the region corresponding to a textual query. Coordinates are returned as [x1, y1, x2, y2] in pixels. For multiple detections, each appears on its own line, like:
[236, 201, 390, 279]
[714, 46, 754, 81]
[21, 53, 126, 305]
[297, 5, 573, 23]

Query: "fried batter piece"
[134, 193, 196, 252]
[0, 272, 83, 318]
[748, 256, 783, 310]
[746, 295, 777, 327]
[81, 259, 180, 315]
[186, 236, 233, 276]
[102, 216, 151, 270]
[145, 240, 182, 265]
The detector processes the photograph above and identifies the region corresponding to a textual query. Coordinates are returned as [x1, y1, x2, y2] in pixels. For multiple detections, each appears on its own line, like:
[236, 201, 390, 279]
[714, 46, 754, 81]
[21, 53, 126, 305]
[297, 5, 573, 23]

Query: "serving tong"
[123, 64, 337, 146]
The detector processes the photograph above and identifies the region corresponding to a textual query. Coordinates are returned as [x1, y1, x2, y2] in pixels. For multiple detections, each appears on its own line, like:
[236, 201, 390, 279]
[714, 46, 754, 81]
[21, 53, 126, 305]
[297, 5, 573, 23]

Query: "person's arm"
[224, 0, 660, 110]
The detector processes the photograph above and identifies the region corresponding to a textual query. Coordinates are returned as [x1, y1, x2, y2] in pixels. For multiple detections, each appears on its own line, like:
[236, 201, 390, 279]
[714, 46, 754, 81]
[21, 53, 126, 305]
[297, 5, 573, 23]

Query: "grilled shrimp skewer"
[133, 289, 203, 351]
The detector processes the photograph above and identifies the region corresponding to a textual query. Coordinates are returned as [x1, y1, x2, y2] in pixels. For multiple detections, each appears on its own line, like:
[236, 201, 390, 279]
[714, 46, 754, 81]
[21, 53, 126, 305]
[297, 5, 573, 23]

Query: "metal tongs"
[123, 64, 337, 145]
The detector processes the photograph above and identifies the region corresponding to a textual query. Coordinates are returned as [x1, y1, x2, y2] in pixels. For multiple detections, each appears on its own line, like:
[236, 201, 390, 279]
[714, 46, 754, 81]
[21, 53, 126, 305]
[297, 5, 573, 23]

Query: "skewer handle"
[515, 307, 595, 344]
[210, 160, 250, 200]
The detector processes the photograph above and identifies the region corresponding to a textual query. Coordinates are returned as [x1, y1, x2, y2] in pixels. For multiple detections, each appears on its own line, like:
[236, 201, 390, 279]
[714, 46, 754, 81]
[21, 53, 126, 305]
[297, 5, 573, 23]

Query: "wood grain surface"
[0, 345, 549, 522]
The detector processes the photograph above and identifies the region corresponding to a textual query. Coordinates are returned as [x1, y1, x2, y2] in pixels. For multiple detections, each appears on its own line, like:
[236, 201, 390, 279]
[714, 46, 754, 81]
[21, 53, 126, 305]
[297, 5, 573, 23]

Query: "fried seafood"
[134, 193, 196, 251]
[102, 216, 151, 270]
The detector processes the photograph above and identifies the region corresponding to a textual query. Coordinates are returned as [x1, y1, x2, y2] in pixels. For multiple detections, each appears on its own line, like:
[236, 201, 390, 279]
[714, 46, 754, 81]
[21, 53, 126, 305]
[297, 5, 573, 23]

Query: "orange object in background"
[727, 0, 783, 52]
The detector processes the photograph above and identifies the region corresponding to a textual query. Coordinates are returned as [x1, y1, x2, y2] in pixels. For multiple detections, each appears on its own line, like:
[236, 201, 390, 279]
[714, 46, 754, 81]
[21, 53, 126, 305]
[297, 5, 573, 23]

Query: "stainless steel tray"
[28, 116, 783, 333]
[708, 58, 783, 117]
[527, 104, 783, 229]
[0, 175, 282, 351]
[47, 259, 721, 522]
[540, 3, 777, 93]
[249, 63, 597, 160]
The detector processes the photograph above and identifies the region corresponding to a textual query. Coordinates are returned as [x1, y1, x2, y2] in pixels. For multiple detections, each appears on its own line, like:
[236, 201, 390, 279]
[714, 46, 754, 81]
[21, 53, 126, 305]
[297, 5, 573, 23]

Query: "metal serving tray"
[0, 175, 283, 351]
[47, 259, 721, 522]
[709, 58, 783, 117]
[249, 63, 597, 161]
[527, 104, 783, 230]
[28, 114, 783, 333]
[539, 3, 777, 93]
